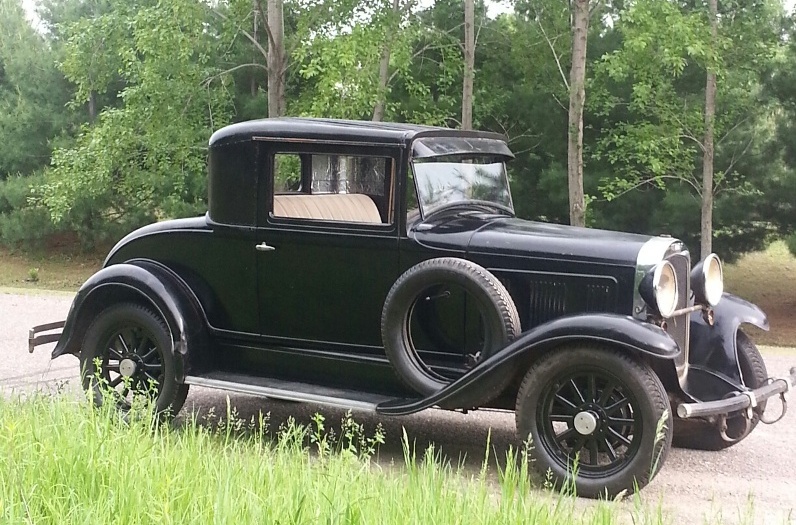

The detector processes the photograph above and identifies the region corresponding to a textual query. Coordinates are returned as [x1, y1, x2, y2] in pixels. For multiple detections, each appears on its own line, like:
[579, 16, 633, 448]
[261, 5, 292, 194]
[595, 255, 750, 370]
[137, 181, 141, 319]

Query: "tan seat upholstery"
[273, 193, 382, 223]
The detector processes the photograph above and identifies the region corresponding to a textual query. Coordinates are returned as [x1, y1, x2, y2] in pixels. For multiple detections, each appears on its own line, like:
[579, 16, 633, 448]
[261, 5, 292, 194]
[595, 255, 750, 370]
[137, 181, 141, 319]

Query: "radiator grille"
[665, 251, 691, 369]
[585, 283, 613, 311]
[525, 276, 615, 328]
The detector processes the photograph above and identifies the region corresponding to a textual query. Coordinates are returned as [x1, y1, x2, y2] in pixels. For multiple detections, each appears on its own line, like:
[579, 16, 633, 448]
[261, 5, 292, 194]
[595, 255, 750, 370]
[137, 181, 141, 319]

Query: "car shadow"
[178, 388, 522, 475]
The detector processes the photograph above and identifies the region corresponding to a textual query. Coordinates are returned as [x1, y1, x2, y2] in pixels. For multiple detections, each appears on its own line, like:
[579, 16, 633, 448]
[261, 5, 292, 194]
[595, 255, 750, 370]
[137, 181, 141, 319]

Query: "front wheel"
[80, 303, 188, 417]
[515, 345, 672, 499]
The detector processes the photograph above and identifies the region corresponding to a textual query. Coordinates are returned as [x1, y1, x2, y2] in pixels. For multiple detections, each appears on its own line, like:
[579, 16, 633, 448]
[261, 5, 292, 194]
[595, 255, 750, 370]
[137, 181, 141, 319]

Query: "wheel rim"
[537, 368, 643, 478]
[93, 323, 164, 406]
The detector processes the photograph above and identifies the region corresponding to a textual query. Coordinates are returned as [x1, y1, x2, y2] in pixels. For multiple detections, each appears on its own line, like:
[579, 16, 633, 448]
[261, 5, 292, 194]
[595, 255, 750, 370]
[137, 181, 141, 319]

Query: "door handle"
[255, 242, 276, 252]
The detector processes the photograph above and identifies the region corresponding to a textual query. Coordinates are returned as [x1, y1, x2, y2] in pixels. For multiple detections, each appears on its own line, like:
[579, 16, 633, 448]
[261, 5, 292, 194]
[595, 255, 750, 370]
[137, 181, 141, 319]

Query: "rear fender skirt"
[686, 292, 769, 398]
[377, 313, 679, 415]
[51, 260, 210, 380]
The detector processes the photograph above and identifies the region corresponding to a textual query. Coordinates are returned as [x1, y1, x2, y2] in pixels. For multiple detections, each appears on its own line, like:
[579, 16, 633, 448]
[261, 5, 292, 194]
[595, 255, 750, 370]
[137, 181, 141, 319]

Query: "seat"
[273, 193, 382, 223]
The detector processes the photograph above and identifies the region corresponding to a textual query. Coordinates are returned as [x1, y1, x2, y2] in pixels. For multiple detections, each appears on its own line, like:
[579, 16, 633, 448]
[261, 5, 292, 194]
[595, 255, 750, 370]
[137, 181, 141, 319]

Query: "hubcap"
[574, 411, 598, 435]
[94, 323, 165, 407]
[538, 370, 642, 477]
[119, 358, 138, 378]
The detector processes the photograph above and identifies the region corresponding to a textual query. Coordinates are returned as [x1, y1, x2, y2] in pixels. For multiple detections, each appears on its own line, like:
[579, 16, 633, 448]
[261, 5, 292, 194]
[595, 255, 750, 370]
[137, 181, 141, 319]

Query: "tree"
[0, 0, 75, 177]
[766, 6, 796, 255]
[266, 0, 286, 117]
[38, 0, 237, 244]
[462, 0, 474, 129]
[701, 0, 718, 257]
[373, 0, 401, 121]
[592, 0, 781, 259]
[292, 0, 432, 121]
[567, 0, 590, 227]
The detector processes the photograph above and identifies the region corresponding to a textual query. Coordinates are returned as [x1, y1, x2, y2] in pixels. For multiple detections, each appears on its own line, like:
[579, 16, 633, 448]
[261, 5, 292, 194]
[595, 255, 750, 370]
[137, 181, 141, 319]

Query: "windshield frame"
[409, 154, 515, 220]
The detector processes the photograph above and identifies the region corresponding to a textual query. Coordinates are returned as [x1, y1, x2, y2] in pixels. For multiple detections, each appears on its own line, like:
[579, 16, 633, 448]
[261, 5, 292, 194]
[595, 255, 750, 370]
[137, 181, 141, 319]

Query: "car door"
[255, 143, 402, 368]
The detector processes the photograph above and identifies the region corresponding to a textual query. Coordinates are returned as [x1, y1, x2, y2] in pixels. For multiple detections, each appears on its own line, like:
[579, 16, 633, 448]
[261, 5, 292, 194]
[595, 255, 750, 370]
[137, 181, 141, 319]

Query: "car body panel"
[49, 260, 209, 379]
[683, 293, 770, 402]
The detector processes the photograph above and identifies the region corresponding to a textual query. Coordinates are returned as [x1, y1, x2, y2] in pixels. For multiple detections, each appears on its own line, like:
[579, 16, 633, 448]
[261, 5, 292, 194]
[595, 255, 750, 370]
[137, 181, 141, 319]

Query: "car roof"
[208, 117, 506, 148]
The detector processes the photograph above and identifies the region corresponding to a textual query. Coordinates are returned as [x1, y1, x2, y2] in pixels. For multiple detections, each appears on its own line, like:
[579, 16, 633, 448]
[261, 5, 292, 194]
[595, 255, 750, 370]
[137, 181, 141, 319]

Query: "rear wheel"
[673, 330, 767, 451]
[515, 345, 672, 499]
[80, 303, 188, 417]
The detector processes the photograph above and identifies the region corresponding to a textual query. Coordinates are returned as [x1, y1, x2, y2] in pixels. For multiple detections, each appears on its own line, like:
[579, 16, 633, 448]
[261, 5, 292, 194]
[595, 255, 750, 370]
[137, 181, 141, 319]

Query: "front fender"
[377, 313, 679, 415]
[52, 260, 210, 379]
[686, 292, 769, 397]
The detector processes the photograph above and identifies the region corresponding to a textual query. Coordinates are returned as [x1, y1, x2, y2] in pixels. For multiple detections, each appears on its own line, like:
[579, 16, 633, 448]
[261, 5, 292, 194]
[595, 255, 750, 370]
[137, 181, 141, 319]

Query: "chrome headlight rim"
[639, 260, 680, 318]
[693, 253, 724, 307]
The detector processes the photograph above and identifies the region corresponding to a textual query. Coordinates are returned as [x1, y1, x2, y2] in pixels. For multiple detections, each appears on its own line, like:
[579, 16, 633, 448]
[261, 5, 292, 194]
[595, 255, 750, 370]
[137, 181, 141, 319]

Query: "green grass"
[0, 393, 667, 525]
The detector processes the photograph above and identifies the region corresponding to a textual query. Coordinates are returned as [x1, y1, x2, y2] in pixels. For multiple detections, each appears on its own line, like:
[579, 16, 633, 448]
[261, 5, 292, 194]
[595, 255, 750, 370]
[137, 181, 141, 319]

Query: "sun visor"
[412, 136, 514, 159]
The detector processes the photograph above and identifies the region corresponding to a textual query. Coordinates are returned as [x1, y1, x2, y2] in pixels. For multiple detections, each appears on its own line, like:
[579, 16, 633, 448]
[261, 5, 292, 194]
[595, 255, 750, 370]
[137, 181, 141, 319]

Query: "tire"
[80, 303, 189, 417]
[381, 257, 520, 403]
[515, 345, 672, 499]
[673, 330, 767, 451]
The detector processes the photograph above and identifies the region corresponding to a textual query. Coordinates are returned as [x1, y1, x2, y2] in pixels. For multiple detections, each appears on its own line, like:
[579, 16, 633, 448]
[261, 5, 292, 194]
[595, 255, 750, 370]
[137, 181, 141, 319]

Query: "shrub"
[786, 232, 796, 257]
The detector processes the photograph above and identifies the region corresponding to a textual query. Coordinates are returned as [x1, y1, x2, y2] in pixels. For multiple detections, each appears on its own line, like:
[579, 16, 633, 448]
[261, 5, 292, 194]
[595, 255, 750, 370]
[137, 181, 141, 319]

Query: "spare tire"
[381, 257, 521, 402]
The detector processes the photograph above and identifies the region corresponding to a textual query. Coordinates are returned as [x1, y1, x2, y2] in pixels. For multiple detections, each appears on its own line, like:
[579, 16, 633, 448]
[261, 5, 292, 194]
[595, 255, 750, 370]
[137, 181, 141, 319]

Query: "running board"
[183, 372, 397, 413]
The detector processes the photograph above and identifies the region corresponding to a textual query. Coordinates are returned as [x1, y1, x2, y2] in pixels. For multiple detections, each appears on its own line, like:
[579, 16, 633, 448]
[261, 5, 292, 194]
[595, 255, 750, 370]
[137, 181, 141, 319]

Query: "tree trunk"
[701, 0, 718, 259]
[567, 0, 589, 227]
[461, 0, 474, 130]
[88, 90, 97, 123]
[373, 0, 401, 122]
[266, 0, 285, 117]
[251, 0, 259, 97]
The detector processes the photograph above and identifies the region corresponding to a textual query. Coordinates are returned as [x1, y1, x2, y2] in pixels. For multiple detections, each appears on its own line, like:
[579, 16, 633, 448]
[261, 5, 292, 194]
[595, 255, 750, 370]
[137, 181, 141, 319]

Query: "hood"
[412, 213, 656, 267]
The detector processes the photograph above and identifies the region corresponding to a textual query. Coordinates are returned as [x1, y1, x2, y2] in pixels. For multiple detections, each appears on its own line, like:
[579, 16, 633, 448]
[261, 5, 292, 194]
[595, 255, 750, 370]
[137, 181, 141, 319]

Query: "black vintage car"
[30, 118, 795, 498]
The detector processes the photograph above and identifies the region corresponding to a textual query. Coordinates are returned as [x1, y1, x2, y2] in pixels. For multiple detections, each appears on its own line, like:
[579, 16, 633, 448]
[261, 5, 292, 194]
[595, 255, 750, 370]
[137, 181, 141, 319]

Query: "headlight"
[639, 260, 679, 318]
[691, 253, 723, 306]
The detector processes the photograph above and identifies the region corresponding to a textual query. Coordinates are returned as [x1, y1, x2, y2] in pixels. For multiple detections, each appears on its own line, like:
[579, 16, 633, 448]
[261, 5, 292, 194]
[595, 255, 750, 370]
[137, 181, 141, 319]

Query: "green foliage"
[591, 0, 711, 195]
[786, 232, 796, 257]
[38, 0, 237, 241]
[0, 0, 77, 177]
[0, 0, 790, 260]
[588, 0, 783, 258]
[290, 0, 458, 124]
[0, 173, 63, 248]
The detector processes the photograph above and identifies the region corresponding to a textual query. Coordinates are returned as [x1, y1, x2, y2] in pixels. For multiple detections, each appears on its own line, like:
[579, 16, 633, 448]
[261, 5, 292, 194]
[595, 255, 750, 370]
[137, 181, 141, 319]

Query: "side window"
[271, 152, 393, 225]
[274, 153, 303, 192]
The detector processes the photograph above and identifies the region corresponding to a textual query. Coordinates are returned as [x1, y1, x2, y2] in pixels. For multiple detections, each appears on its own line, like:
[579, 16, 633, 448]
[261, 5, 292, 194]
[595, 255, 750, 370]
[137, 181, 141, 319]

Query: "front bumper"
[28, 321, 65, 354]
[677, 367, 796, 419]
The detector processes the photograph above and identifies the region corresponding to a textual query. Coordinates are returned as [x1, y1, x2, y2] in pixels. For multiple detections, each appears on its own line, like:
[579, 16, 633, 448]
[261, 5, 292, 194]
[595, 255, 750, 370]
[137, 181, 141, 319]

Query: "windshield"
[411, 155, 514, 217]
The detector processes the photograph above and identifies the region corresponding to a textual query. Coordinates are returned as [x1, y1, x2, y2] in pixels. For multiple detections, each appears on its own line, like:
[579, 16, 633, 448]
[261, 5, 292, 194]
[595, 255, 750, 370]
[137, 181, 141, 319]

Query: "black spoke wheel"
[673, 330, 767, 451]
[516, 345, 672, 499]
[80, 303, 188, 417]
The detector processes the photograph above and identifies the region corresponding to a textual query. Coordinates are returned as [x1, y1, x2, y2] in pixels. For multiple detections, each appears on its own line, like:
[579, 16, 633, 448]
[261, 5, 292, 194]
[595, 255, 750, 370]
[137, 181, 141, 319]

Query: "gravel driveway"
[2, 290, 794, 524]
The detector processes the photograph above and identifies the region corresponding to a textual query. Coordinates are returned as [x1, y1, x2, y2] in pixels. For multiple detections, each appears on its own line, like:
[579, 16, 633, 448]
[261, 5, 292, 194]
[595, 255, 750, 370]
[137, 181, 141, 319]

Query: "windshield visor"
[412, 155, 514, 217]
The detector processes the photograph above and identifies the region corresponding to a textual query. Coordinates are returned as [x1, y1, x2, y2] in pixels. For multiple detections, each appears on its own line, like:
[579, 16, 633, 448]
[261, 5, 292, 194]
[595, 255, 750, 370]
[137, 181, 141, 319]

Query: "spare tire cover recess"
[381, 257, 520, 404]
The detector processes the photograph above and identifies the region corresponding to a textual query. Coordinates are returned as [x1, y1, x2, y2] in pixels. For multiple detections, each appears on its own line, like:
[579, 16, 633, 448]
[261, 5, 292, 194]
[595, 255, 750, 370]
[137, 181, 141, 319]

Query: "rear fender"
[52, 260, 211, 380]
[377, 313, 679, 415]
[685, 292, 769, 400]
